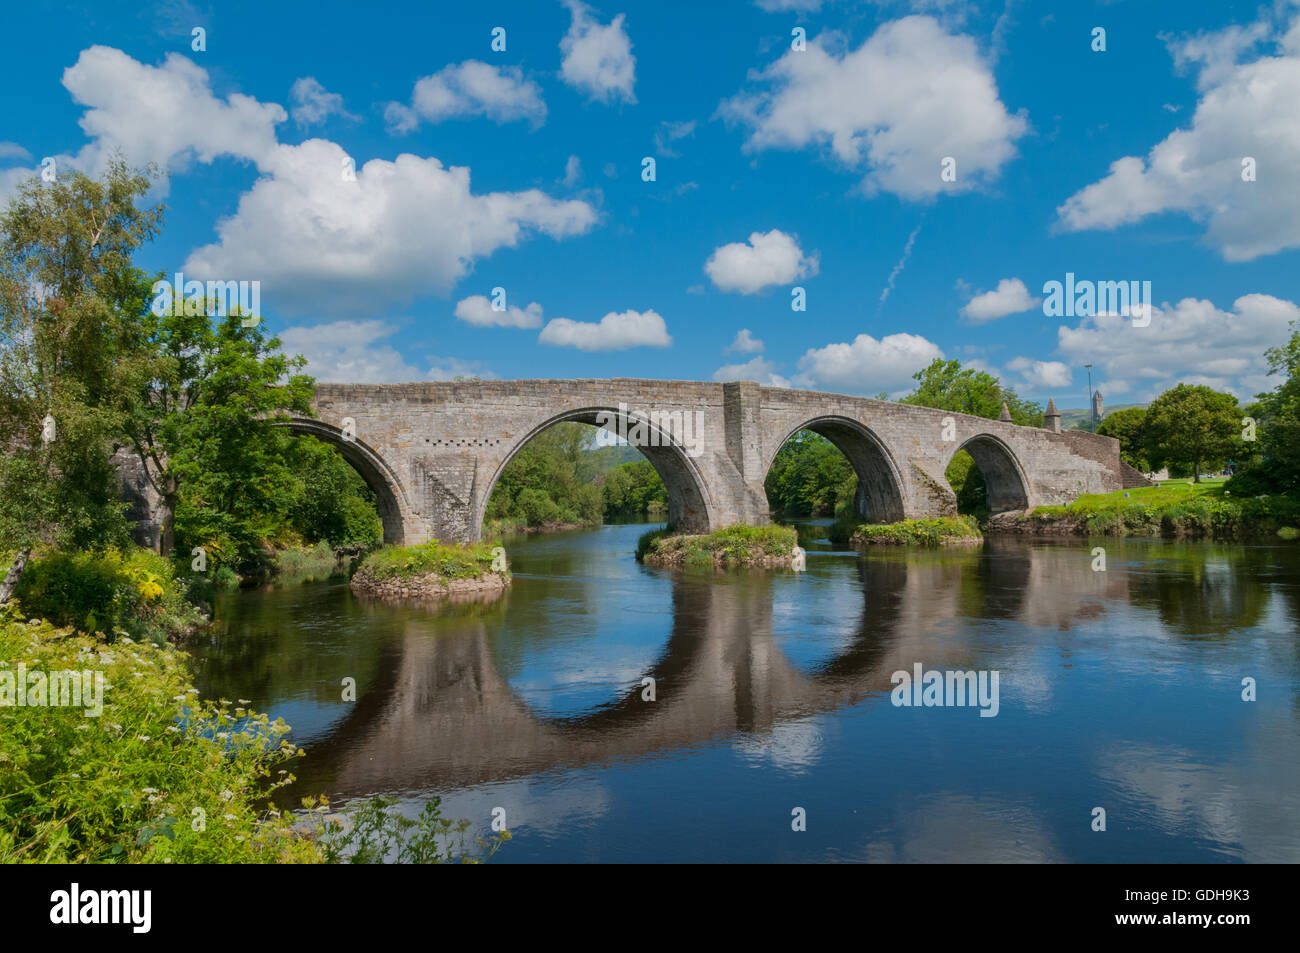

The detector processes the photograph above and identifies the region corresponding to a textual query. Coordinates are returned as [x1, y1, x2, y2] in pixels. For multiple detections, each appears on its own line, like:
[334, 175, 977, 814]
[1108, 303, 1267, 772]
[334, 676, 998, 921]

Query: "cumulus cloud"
[539, 308, 671, 351]
[277, 320, 492, 383]
[183, 139, 597, 315]
[713, 356, 791, 388]
[289, 77, 356, 127]
[1057, 12, 1300, 260]
[559, 1, 636, 104]
[60, 45, 285, 177]
[961, 277, 1038, 322]
[705, 229, 818, 294]
[0, 142, 31, 161]
[794, 331, 943, 394]
[454, 294, 544, 329]
[1055, 293, 1300, 400]
[1004, 356, 1071, 390]
[726, 328, 765, 353]
[719, 16, 1027, 199]
[385, 60, 546, 133]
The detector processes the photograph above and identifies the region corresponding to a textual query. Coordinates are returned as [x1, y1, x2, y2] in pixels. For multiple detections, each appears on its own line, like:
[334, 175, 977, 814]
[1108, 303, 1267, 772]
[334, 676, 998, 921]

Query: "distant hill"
[1060, 402, 1148, 431]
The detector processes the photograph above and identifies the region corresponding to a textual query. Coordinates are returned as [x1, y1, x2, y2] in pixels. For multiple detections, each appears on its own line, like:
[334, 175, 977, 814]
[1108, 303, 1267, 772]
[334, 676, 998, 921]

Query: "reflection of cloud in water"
[1100, 722, 1300, 862]
[854, 794, 1063, 863]
[410, 778, 613, 840]
[734, 715, 827, 773]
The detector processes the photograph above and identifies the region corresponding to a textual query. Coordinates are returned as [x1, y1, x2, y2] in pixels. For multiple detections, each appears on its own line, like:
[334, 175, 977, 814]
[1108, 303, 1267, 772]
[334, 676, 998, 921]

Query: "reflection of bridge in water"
[297, 543, 1131, 799]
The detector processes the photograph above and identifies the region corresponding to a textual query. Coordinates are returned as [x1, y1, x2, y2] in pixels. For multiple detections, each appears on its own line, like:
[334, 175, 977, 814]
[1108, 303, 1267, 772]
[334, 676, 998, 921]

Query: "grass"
[637, 524, 798, 568]
[1015, 481, 1300, 539]
[354, 540, 505, 582]
[851, 515, 983, 546]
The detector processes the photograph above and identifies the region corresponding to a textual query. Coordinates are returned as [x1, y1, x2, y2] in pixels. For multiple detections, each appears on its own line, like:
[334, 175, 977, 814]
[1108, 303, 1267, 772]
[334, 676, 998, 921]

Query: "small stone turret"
[1045, 397, 1061, 433]
[998, 401, 1012, 422]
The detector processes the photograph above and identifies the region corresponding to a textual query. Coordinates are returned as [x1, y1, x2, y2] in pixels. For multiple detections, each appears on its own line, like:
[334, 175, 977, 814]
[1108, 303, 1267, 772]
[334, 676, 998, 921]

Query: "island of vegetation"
[850, 515, 983, 547]
[349, 541, 511, 600]
[637, 524, 799, 569]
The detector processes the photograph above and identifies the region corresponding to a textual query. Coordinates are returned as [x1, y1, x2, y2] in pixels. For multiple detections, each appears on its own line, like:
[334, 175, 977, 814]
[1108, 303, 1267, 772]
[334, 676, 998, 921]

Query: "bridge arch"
[764, 416, 906, 523]
[948, 433, 1030, 514]
[473, 406, 717, 540]
[278, 418, 414, 544]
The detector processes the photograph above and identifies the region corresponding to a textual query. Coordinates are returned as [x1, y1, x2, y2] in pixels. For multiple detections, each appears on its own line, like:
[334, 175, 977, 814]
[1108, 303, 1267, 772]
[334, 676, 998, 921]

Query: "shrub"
[0, 620, 321, 863]
[15, 548, 206, 644]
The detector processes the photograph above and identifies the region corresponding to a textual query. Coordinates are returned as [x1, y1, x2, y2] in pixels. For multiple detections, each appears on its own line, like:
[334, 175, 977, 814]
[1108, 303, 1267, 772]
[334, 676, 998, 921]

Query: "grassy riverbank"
[850, 515, 983, 546]
[637, 524, 798, 568]
[992, 481, 1300, 539]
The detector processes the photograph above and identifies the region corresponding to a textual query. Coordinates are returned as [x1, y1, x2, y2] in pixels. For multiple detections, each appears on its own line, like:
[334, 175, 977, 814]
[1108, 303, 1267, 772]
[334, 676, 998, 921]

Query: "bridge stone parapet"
[294, 378, 1124, 544]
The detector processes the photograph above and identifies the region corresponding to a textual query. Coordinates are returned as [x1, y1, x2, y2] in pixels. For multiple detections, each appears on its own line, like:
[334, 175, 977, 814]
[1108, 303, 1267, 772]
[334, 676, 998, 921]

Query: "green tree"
[603, 459, 669, 521]
[1232, 321, 1300, 493]
[901, 358, 1043, 426]
[1143, 384, 1242, 483]
[0, 159, 163, 550]
[764, 431, 857, 517]
[1096, 406, 1151, 472]
[115, 299, 314, 560]
[485, 422, 603, 528]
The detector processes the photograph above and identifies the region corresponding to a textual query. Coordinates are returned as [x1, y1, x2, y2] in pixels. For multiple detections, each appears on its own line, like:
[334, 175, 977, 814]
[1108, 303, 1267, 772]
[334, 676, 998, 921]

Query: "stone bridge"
[290, 379, 1124, 544]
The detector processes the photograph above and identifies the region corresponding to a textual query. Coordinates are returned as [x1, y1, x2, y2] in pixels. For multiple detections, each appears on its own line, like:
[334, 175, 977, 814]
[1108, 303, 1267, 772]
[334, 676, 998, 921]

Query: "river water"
[190, 521, 1300, 862]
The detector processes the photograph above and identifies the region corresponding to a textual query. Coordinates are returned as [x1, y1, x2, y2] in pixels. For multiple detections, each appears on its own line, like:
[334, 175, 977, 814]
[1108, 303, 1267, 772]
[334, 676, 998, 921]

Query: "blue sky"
[3, 0, 1299, 407]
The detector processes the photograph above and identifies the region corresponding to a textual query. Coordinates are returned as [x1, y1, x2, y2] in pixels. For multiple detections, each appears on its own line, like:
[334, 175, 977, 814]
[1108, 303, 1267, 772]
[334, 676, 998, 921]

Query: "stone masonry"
[293, 378, 1125, 545]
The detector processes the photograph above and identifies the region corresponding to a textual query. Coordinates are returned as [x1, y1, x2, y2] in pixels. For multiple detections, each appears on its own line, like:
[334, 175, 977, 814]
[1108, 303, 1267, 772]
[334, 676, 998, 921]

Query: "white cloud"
[183, 139, 597, 315]
[278, 320, 421, 383]
[756, 0, 824, 10]
[455, 294, 544, 329]
[726, 328, 765, 353]
[961, 277, 1038, 322]
[1004, 356, 1071, 390]
[654, 120, 696, 157]
[559, 1, 636, 104]
[539, 308, 671, 351]
[289, 77, 356, 127]
[713, 356, 791, 388]
[1057, 12, 1300, 260]
[562, 154, 582, 186]
[719, 16, 1027, 199]
[1055, 293, 1300, 400]
[705, 229, 818, 294]
[0, 142, 31, 161]
[794, 332, 943, 393]
[61, 45, 284, 175]
[278, 320, 494, 383]
[385, 61, 546, 133]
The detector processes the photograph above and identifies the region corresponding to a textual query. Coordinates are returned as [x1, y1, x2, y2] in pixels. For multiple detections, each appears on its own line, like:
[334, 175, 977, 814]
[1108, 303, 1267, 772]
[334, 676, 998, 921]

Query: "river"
[189, 521, 1300, 862]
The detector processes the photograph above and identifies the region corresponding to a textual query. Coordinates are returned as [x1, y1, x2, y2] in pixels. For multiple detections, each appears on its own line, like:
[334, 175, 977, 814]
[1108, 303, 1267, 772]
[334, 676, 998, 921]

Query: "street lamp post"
[1084, 363, 1094, 432]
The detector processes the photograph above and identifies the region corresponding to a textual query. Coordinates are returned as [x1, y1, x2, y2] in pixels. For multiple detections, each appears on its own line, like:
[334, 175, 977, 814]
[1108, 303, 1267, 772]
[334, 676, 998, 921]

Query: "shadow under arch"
[765, 415, 907, 523]
[950, 433, 1031, 514]
[473, 406, 716, 539]
[276, 417, 414, 544]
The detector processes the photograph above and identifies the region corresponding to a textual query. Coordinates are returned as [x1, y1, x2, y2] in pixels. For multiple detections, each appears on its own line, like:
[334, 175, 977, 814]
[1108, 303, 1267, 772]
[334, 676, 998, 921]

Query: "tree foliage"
[1096, 406, 1151, 472]
[1143, 384, 1244, 483]
[900, 358, 1044, 426]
